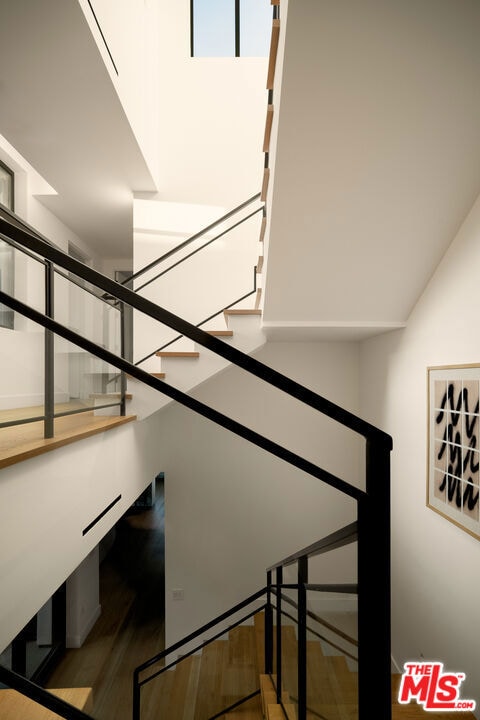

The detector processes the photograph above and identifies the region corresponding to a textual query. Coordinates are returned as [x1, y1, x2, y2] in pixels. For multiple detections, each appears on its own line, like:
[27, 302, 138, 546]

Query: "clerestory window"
[191, 0, 271, 57]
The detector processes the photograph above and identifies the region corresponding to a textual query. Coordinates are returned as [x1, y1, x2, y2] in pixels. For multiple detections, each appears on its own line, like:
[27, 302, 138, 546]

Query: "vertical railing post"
[297, 556, 308, 720]
[120, 302, 126, 416]
[44, 261, 54, 439]
[265, 571, 273, 674]
[275, 566, 283, 704]
[132, 669, 141, 720]
[357, 438, 392, 720]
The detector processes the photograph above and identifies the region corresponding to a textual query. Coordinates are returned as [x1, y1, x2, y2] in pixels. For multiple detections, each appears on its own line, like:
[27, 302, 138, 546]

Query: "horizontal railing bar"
[135, 286, 256, 366]
[0, 215, 391, 446]
[134, 206, 263, 295]
[0, 232, 47, 266]
[0, 414, 46, 429]
[53, 402, 121, 418]
[0, 290, 365, 502]
[0, 403, 122, 430]
[267, 521, 358, 571]
[135, 587, 267, 676]
[0, 665, 94, 720]
[126, 193, 262, 285]
[138, 602, 267, 687]
[306, 583, 358, 593]
[277, 606, 358, 662]
[54, 266, 121, 310]
[208, 690, 261, 720]
[303, 606, 358, 648]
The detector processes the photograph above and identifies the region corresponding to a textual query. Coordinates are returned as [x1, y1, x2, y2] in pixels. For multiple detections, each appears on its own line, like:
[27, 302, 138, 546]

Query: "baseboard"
[66, 604, 101, 649]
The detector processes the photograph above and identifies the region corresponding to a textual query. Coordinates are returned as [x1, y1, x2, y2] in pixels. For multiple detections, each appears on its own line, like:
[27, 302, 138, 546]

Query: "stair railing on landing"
[120, 192, 264, 370]
[0, 209, 392, 720]
[0, 208, 126, 440]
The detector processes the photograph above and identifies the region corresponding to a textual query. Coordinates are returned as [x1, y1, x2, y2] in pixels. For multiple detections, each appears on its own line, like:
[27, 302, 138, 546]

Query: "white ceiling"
[0, 0, 156, 257]
[264, 0, 480, 331]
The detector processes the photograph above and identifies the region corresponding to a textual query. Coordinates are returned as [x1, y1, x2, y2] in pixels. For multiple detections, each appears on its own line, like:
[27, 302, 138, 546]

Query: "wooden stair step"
[0, 687, 94, 719]
[206, 329, 234, 337]
[150, 372, 166, 379]
[266, 19, 281, 90]
[263, 105, 274, 153]
[256, 255, 264, 273]
[261, 167, 270, 202]
[155, 351, 199, 358]
[259, 216, 267, 243]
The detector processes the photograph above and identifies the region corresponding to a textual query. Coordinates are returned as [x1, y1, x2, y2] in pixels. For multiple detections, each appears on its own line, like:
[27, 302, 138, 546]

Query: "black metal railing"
[0, 208, 125, 438]
[132, 521, 365, 720]
[133, 588, 268, 719]
[120, 192, 264, 369]
[0, 203, 392, 720]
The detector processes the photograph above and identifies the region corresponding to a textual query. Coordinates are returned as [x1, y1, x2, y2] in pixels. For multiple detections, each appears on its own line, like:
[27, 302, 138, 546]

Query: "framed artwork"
[427, 365, 480, 540]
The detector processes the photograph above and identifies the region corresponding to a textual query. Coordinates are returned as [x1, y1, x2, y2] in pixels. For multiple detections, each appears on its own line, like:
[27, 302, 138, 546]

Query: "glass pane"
[137, 613, 264, 719]
[0, 239, 14, 329]
[240, 0, 271, 56]
[54, 335, 121, 416]
[306, 590, 358, 720]
[193, 0, 235, 57]
[0, 162, 13, 210]
[54, 270, 121, 356]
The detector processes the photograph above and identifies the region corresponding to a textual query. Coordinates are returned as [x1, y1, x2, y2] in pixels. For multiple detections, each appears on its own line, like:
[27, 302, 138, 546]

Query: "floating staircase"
[128, 305, 266, 421]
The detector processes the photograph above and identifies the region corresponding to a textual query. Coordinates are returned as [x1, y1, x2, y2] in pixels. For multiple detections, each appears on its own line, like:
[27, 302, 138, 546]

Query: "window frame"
[0, 158, 14, 211]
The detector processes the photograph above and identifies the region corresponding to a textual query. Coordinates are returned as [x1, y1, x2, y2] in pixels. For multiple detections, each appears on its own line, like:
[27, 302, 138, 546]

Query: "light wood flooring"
[0, 402, 136, 469]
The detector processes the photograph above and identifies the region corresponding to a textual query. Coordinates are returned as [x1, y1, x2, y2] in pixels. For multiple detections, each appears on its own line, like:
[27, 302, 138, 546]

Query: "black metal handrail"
[0, 224, 125, 435]
[133, 587, 268, 720]
[125, 192, 262, 289]
[0, 208, 392, 720]
[0, 213, 391, 445]
[0, 665, 94, 720]
[134, 264, 258, 366]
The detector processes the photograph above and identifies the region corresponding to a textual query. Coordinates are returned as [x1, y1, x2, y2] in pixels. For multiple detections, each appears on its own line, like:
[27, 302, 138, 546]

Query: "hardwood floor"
[0, 402, 136, 469]
[45, 485, 165, 720]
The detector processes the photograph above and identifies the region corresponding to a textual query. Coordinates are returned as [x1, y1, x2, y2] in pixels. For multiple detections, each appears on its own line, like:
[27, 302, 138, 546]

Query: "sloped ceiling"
[0, 0, 156, 257]
[263, 0, 480, 337]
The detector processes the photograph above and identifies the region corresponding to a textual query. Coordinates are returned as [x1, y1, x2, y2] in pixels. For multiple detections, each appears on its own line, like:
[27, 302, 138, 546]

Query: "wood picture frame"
[427, 364, 480, 540]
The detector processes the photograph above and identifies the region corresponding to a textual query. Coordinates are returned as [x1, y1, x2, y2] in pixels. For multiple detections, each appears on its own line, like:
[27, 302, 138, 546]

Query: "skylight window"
[191, 0, 271, 57]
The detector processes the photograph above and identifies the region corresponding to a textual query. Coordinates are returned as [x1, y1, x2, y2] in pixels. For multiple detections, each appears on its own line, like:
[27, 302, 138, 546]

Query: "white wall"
[80, 0, 161, 187]
[151, 0, 267, 207]
[360, 192, 480, 699]
[0, 413, 164, 653]
[159, 340, 362, 650]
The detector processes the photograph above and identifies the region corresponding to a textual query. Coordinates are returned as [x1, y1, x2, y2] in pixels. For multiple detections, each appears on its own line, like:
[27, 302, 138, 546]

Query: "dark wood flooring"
[46, 483, 165, 720]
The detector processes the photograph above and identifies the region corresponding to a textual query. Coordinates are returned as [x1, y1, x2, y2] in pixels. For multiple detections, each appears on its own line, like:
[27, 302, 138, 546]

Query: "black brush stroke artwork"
[436, 383, 480, 513]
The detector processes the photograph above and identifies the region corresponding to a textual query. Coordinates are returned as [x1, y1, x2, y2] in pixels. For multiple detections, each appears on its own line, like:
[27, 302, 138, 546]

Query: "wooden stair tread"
[256, 256, 264, 273]
[150, 372, 166, 379]
[206, 329, 234, 337]
[267, 19, 281, 90]
[261, 167, 270, 202]
[0, 413, 136, 470]
[155, 351, 200, 358]
[224, 309, 262, 316]
[0, 687, 93, 719]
